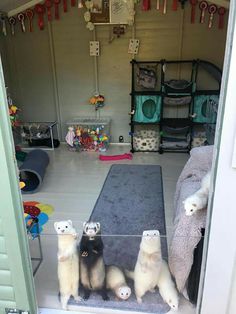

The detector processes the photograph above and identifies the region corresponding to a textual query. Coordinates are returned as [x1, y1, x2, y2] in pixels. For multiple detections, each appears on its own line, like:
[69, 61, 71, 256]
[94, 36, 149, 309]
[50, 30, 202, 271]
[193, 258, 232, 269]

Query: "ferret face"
[183, 196, 199, 216]
[142, 230, 160, 241]
[54, 220, 74, 234]
[118, 286, 131, 300]
[83, 221, 100, 237]
[166, 297, 179, 311]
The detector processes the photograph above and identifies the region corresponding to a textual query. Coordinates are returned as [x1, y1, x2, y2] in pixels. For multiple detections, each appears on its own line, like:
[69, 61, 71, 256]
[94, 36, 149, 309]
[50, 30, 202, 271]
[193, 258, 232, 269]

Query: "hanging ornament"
[86, 21, 94, 31]
[199, 1, 208, 24]
[190, 0, 198, 24]
[78, 0, 84, 8]
[35, 4, 46, 30]
[0, 14, 7, 36]
[163, 0, 167, 14]
[26, 9, 34, 32]
[156, 0, 160, 10]
[17, 13, 26, 33]
[208, 4, 217, 28]
[172, 0, 178, 11]
[84, 11, 91, 22]
[54, 0, 61, 20]
[71, 0, 76, 6]
[63, 0, 68, 12]
[142, 0, 150, 11]
[45, 0, 53, 21]
[8, 17, 16, 35]
[218, 7, 226, 29]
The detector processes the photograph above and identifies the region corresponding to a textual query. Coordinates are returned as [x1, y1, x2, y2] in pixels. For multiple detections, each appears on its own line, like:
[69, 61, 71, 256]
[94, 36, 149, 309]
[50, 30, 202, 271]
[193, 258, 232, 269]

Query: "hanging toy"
[208, 4, 217, 28]
[35, 4, 46, 30]
[26, 9, 34, 32]
[163, 0, 167, 14]
[45, 0, 53, 22]
[17, 13, 26, 33]
[218, 7, 226, 29]
[190, 0, 198, 23]
[199, 1, 208, 24]
[156, 0, 160, 10]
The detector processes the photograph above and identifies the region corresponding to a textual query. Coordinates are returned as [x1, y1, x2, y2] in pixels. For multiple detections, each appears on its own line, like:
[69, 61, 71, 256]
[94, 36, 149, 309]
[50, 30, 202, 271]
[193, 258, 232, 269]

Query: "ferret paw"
[81, 251, 88, 257]
[74, 295, 82, 302]
[102, 295, 110, 301]
[58, 255, 68, 262]
[137, 297, 142, 304]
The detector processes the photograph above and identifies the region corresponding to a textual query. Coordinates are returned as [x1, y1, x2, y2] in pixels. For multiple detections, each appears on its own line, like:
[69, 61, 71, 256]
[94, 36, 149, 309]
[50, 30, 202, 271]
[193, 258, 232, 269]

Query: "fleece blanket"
[169, 145, 213, 292]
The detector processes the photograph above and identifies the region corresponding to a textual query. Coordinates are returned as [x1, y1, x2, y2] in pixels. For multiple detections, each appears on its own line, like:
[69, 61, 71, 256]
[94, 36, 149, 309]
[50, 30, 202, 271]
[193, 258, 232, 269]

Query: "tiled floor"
[24, 144, 195, 314]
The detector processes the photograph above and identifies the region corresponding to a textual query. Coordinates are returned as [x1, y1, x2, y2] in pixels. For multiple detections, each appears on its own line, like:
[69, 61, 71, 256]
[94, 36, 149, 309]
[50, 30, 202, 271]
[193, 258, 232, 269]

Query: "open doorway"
[0, 0, 231, 313]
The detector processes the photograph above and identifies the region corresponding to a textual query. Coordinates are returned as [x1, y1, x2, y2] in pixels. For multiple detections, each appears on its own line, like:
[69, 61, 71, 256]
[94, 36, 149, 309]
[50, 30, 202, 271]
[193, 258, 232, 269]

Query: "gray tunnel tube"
[19, 149, 49, 194]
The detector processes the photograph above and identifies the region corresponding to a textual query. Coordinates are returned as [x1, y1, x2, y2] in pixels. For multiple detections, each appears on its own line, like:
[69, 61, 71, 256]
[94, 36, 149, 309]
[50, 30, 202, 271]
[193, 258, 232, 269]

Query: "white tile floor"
[24, 144, 195, 314]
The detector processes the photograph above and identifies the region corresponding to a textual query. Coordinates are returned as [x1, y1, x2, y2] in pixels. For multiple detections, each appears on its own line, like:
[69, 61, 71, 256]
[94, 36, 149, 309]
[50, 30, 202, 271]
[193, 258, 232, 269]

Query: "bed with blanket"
[169, 145, 213, 302]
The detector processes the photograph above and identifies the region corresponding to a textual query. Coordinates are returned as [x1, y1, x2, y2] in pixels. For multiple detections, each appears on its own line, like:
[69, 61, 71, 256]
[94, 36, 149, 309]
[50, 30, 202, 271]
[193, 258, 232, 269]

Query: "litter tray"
[133, 130, 160, 151]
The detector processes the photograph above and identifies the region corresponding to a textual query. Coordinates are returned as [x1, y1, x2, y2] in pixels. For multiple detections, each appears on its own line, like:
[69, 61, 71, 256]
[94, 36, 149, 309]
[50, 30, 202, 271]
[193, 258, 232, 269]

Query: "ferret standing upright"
[54, 220, 81, 310]
[125, 230, 162, 304]
[79, 221, 109, 301]
[106, 265, 131, 300]
[157, 260, 179, 311]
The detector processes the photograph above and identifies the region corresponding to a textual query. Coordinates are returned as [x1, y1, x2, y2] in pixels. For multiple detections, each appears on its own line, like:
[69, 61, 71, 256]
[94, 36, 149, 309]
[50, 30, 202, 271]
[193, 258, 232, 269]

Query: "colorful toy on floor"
[23, 201, 54, 238]
[99, 153, 133, 161]
[65, 125, 109, 152]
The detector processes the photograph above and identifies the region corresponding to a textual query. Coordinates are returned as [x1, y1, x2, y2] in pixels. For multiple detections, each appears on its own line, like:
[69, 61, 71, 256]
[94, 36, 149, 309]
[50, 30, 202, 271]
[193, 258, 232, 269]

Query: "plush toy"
[65, 126, 75, 148]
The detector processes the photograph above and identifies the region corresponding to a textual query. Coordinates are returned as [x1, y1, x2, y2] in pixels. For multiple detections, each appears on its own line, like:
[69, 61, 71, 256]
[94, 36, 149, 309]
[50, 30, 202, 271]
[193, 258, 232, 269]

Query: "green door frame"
[0, 57, 37, 313]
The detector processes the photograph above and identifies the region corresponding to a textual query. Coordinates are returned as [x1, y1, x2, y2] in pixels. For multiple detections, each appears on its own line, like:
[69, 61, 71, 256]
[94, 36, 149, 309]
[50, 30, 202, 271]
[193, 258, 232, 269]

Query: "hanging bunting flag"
[218, 7, 226, 29]
[199, 1, 208, 23]
[156, 0, 160, 10]
[54, 0, 61, 20]
[17, 13, 26, 33]
[8, 17, 16, 35]
[142, 0, 151, 11]
[71, 0, 76, 6]
[190, 0, 198, 24]
[63, 0, 68, 12]
[208, 4, 217, 28]
[26, 9, 34, 32]
[35, 4, 46, 30]
[172, 0, 178, 11]
[45, 0, 53, 21]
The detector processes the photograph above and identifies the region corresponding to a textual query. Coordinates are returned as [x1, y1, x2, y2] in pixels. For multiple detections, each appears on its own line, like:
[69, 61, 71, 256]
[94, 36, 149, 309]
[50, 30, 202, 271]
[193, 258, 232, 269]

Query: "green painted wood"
[0, 254, 9, 270]
[0, 57, 37, 313]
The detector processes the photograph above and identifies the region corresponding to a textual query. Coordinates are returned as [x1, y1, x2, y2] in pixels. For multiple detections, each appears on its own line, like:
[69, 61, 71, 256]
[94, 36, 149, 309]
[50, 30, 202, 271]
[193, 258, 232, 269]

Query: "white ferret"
[54, 220, 81, 310]
[184, 171, 211, 216]
[157, 260, 179, 311]
[126, 230, 162, 304]
[106, 265, 131, 301]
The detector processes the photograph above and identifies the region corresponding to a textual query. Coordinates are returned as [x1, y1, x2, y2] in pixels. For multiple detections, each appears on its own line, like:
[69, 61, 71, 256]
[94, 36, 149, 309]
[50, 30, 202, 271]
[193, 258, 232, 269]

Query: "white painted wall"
[0, 1, 228, 142]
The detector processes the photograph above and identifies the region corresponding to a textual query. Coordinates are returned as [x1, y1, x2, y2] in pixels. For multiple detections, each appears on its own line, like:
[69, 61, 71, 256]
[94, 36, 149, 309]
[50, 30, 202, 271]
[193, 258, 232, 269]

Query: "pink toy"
[99, 153, 133, 161]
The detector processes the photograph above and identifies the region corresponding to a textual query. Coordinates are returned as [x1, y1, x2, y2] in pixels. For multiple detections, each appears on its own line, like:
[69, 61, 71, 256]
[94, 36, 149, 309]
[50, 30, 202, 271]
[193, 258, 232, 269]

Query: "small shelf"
[130, 121, 160, 125]
[161, 118, 192, 127]
[131, 91, 162, 96]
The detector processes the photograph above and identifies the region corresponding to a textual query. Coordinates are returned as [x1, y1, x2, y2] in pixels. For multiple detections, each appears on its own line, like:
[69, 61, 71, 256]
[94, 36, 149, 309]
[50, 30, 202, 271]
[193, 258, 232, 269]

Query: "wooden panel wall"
[1, 0, 228, 142]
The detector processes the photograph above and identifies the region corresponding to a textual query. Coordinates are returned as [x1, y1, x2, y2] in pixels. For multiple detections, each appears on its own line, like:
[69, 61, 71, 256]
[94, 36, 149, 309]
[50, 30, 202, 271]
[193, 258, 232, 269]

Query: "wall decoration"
[110, 0, 134, 24]
[190, 0, 198, 24]
[218, 7, 226, 29]
[8, 16, 16, 35]
[208, 4, 217, 28]
[90, 0, 110, 24]
[17, 13, 26, 33]
[0, 13, 7, 36]
[26, 9, 34, 32]
[199, 1, 208, 23]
